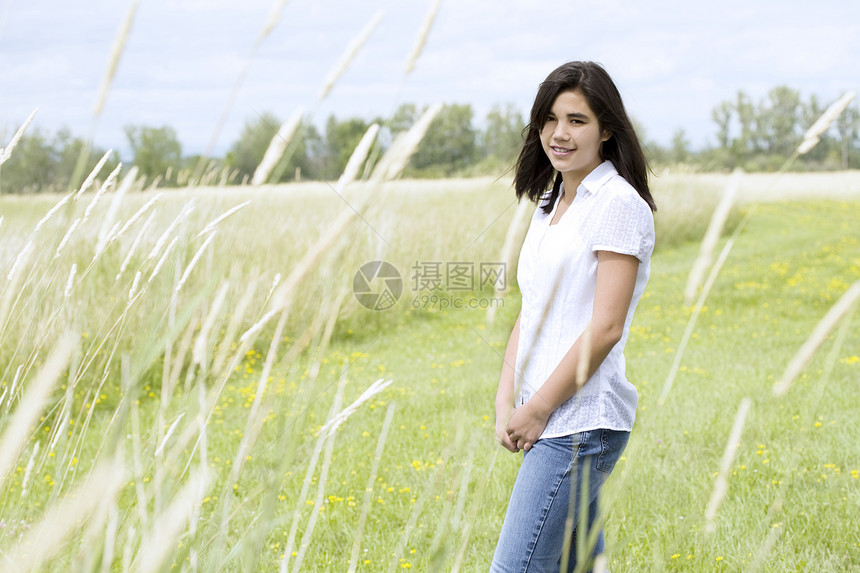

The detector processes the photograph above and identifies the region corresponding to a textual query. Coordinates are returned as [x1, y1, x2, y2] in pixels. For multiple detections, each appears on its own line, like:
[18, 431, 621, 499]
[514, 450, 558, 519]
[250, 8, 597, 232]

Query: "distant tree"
[53, 129, 120, 190]
[225, 112, 281, 183]
[277, 122, 320, 182]
[760, 86, 801, 155]
[836, 104, 860, 169]
[734, 91, 758, 156]
[629, 118, 668, 166]
[322, 116, 371, 180]
[482, 103, 524, 164]
[226, 113, 319, 184]
[390, 103, 421, 134]
[670, 129, 691, 164]
[0, 126, 118, 193]
[706, 87, 852, 170]
[798, 95, 831, 163]
[0, 128, 56, 193]
[374, 103, 422, 158]
[409, 103, 477, 176]
[124, 125, 182, 185]
[711, 101, 732, 150]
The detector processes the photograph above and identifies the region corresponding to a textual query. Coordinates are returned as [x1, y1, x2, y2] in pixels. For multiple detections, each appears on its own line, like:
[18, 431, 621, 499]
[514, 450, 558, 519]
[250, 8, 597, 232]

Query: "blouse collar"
[579, 160, 618, 197]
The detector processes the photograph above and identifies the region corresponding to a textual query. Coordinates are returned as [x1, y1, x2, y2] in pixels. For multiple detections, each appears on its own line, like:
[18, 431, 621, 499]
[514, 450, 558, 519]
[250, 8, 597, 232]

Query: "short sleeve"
[591, 192, 654, 262]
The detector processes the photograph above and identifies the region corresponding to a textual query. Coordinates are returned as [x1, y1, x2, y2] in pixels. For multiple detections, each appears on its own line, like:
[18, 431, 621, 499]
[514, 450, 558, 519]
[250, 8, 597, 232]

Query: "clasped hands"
[495, 398, 551, 453]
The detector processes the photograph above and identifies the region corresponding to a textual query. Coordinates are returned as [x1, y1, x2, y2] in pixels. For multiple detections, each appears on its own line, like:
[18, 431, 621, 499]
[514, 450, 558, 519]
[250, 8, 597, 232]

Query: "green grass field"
[0, 173, 858, 571]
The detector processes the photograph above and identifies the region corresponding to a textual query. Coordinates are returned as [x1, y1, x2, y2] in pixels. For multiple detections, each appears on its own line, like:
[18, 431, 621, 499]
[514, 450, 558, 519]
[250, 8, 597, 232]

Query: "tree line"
[1, 86, 857, 193]
[653, 86, 859, 171]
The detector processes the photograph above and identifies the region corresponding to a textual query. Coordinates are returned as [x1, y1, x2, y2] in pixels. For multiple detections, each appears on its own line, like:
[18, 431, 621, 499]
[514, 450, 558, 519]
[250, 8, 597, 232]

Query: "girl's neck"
[560, 160, 603, 198]
[560, 171, 585, 201]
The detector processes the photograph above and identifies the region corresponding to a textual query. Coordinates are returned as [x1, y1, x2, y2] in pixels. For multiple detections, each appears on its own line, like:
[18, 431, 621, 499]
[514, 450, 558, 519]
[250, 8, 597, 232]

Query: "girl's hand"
[505, 400, 551, 452]
[495, 414, 519, 453]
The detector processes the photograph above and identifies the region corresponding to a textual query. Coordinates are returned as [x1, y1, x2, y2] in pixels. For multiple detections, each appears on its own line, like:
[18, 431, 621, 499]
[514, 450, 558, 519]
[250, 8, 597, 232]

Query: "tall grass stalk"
[116, 213, 153, 282]
[251, 107, 304, 185]
[72, 148, 113, 199]
[33, 191, 73, 235]
[63, 264, 77, 298]
[452, 448, 500, 572]
[93, 0, 138, 117]
[318, 377, 393, 440]
[746, 525, 782, 573]
[99, 504, 120, 573]
[427, 439, 476, 567]
[797, 91, 856, 155]
[115, 190, 162, 240]
[137, 468, 211, 573]
[54, 218, 82, 260]
[146, 201, 194, 261]
[572, 463, 591, 573]
[259, 0, 291, 41]
[226, 305, 291, 487]
[385, 426, 454, 573]
[772, 279, 860, 396]
[280, 361, 350, 572]
[95, 166, 138, 255]
[211, 275, 259, 374]
[0, 241, 33, 338]
[348, 402, 397, 573]
[317, 10, 384, 101]
[3, 458, 126, 572]
[83, 163, 122, 223]
[338, 123, 381, 190]
[192, 281, 230, 369]
[404, 0, 442, 74]
[684, 169, 741, 305]
[18, 440, 39, 498]
[291, 370, 347, 573]
[197, 0, 289, 173]
[487, 197, 531, 326]
[147, 236, 178, 284]
[0, 334, 74, 487]
[176, 231, 217, 292]
[658, 234, 735, 405]
[372, 103, 442, 182]
[704, 397, 752, 533]
[0, 108, 37, 166]
[195, 200, 251, 238]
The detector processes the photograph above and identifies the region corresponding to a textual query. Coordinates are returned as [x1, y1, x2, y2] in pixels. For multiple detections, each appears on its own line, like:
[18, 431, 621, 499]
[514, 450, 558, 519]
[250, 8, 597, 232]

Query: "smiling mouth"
[551, 146, 574, 154]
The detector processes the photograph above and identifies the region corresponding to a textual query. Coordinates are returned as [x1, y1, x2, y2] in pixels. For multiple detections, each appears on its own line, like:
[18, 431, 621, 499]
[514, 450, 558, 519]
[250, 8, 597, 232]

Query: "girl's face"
[540, 89, 609, 181]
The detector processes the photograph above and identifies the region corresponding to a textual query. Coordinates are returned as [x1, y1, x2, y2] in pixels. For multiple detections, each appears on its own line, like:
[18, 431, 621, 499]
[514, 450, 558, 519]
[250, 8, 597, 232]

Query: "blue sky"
[1, 0, 858, 160]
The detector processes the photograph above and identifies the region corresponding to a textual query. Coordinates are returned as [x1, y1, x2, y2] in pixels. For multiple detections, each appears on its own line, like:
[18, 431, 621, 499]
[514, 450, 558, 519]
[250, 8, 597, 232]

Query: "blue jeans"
[490, 429, 629, 573]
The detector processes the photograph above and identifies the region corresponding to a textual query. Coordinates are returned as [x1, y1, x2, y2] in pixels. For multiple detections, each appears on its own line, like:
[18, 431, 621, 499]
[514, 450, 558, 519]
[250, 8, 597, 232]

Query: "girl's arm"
[506, 250, 639, 452]
[495, 312, 521, 452]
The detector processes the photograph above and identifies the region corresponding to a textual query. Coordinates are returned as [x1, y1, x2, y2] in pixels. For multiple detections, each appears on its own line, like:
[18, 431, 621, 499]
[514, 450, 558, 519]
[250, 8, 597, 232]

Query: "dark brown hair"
[514, 61, 656, 213]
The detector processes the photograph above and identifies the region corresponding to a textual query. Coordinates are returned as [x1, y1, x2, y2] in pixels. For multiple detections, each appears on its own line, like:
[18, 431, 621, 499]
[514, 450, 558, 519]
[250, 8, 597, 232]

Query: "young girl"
[492, 62, 656, 572]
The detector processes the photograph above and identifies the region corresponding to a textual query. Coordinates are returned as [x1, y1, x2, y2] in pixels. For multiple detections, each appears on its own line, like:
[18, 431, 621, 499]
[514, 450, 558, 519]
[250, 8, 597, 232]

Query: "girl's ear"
[601, 130, 612, 143]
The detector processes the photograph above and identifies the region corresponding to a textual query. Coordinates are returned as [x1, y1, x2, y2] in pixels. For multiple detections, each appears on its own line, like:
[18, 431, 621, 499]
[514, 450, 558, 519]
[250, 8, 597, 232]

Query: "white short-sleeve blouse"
[514, 160, 655, 438]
